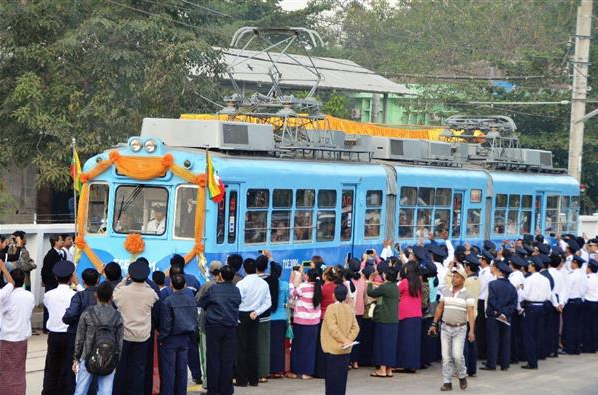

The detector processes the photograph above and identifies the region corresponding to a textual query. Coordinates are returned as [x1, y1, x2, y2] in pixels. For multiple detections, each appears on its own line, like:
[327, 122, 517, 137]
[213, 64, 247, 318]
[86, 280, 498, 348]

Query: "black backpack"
[85, 308, 119, 376]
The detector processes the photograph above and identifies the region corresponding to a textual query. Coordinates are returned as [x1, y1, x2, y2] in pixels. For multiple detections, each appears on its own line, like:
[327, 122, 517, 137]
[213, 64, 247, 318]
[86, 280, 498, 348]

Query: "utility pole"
[568, 0, 593, 182]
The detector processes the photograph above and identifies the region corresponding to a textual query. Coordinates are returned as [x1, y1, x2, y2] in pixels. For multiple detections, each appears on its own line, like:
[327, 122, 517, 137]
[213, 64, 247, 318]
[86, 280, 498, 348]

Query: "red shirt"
[320, 282, 336, 319]
[398, 278, 422, 320]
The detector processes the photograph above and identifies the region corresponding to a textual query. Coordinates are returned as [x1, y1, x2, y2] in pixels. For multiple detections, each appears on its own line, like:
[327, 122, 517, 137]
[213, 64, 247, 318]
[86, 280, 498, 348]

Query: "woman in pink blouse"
[396, 261, 423, 372]
[348, 258, 365, 369]
[287, 268, 322, 379]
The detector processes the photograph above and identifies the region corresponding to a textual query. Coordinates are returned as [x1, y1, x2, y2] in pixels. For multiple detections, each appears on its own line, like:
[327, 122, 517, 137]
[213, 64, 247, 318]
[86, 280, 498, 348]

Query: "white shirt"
[62, 247, 74, 262]
[478, 266, 494, 300]
[54, 247, 66, 260]
[146, 218, 165, 234]
[380, 246, 393, 260]
[0, 287, 35, 342]
[585, 273, 598, 302]
[442, 240, 455, 267]
[0, 283, 15, 330]
[43, 284, 75, 332]
[434, 261, 448, 293]
[236, 274, 272, 315]
[508, 270, 525, 309]
[580, 250, 589, 270]
[522, 272, 552, 302]
[561, 255, 573, 274]
[566, 268, 587, 300]
[548, 267, 568, 306]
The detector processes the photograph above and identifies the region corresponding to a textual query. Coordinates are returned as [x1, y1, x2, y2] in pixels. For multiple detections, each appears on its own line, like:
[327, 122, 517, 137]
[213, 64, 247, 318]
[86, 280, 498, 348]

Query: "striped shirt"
[440, 287, 475, 325]
[290, 282, 321, 325]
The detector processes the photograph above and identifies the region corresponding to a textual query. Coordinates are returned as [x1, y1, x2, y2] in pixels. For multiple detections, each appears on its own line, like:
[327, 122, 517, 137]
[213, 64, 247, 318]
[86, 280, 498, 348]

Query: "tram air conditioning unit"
[369, 137, 452, 162]
[141, 118, 275, 151]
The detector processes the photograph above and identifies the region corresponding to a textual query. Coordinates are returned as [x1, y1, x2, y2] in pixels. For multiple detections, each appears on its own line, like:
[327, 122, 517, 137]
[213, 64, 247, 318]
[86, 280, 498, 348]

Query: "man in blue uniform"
[481, 260, 518, 371]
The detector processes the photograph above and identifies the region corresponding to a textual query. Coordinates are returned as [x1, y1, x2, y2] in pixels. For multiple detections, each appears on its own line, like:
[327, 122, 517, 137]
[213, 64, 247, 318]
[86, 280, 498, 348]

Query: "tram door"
[452, 190, 465, 243]
[340, 187, 356, 261]
[225, 184, 240, 251]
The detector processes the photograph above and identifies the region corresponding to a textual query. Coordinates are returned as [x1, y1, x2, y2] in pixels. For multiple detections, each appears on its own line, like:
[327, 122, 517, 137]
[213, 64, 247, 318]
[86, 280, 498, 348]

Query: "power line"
[179, 0, 232, 18]
[104, 0, 227, 38]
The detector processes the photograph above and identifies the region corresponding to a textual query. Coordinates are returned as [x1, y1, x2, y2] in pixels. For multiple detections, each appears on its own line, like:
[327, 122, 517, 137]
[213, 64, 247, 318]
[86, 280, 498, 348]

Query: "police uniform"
[521, 257, 551, 369]
[547, 255, 567, 358]
[538, 256, 554, 360]
[562, 256, 587, 354]
[483, 261, 518, 370]
[508, 255, 527, 363]
[42, 260, 76, 395]
[582, 259, 598, 353]
[476, 251, 494, 360]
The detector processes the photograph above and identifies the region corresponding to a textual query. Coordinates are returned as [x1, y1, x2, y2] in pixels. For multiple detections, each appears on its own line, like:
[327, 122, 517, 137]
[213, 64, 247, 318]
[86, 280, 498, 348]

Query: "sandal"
[370, 372, 387, 378]
[285, 372, 298, 379]
[300, 374, 313, 380]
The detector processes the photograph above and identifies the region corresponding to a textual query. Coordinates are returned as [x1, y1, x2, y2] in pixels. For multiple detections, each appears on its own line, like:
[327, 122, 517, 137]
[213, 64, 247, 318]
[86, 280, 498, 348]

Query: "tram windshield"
[113, 185, 169, 235]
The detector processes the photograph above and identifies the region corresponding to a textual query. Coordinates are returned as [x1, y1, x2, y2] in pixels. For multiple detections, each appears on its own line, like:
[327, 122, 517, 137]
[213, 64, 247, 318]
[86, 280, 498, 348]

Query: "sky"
[280, 0, 309, 11]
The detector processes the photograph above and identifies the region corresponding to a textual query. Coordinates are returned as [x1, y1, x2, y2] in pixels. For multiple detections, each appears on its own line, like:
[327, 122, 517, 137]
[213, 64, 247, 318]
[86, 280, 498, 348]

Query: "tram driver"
[146, 205, 166, 234]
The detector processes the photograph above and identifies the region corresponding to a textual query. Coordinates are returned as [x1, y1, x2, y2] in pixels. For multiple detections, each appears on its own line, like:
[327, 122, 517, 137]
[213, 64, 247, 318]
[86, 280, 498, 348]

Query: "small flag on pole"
[71, 149, 82, 193]
[206, 151, 225, 203]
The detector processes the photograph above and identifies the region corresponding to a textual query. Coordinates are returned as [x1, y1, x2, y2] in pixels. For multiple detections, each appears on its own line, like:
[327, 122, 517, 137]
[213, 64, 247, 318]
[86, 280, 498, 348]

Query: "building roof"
[216, 47, 415, 96]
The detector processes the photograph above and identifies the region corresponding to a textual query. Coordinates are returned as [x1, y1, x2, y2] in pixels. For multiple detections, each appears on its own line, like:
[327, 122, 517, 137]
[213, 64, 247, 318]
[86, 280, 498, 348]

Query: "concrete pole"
[568, 0, 593, 181]
[371, 93, 381, 123]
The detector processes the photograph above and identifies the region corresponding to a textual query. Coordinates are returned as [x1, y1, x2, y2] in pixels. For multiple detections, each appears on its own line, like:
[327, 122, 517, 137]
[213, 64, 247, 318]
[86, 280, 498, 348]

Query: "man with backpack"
[158, 273, 199, 395]
[63, 268, 100, 394]
[72, 282, 124, 395]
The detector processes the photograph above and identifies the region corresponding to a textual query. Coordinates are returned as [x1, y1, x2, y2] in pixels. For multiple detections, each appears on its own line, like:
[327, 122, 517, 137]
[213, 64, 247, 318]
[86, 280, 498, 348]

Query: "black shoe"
[480, 366, 496, 371]
[459, 378, 468, 390]
[500, 367, 509, 371]
[234, 382, 247, 387]
[548, 353, 558, 358]
[468, 373, 476, 377]
[441, 383, 453, 391]
[249, 382, 259, 387]
[521, 364, 537, 369]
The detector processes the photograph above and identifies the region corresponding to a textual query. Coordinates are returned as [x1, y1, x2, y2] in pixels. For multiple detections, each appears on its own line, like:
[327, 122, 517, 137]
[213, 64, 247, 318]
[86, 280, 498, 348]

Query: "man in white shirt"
[42, 260, 76, 395]
[61, 234, 74, 262]
[476, 252, 494, 360]
[562, 256, 586, 355]
[582, 259, 598, 353]
[380, 239, 393, 260]
[546, 254, 567, 358]
[235, 258, 272, 387]
[0, 267, 34, 394]
[521, 256, 551, 369]
[146, 206, 166, 234]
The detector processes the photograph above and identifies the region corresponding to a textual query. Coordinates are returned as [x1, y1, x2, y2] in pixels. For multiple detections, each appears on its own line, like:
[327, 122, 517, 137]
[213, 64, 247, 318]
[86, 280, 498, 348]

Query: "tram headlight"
[144, 139, 157, 153]
[130, 138, 142, 152]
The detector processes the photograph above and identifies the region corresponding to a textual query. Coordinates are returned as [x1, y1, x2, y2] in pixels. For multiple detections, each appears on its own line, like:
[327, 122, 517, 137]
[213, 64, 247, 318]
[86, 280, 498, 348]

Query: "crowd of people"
[0, 230, 597, 395]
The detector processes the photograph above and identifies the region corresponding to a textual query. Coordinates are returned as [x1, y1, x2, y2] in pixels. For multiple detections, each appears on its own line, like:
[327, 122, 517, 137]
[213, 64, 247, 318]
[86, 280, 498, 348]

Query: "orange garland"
[76, 150, 207, 271]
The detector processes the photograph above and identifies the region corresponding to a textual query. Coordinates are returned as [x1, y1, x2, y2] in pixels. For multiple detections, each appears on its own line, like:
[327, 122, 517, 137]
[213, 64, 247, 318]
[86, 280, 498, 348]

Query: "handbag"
[285, 302, 294, 340]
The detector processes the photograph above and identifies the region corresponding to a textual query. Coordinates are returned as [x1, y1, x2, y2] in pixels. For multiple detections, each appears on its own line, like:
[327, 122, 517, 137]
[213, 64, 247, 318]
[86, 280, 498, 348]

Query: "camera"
[366, 249, 374, 255]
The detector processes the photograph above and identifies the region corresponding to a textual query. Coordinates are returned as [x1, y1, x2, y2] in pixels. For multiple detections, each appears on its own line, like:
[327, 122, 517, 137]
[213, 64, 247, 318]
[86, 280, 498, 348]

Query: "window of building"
[245, 188, 268, 244]
[175, 186, 199, 240]
[341, 190, 354, 241]
[294, 189, 315, 242]
[467, 209, 481, 237]
[87, 183, 109, 234]
[365, 190, 382, 238]
[113, 185, 168, 235]
[271, 189, 292, 243]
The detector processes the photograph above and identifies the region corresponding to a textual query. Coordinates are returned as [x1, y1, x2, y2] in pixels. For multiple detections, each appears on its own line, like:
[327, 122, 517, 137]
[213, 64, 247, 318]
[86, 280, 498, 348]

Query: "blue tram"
[76, 118, 579, 282]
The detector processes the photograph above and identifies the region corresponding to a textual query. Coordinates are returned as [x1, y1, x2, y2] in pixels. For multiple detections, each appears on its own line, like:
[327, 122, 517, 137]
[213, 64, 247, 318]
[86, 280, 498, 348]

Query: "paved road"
[26, 334, 598, 395]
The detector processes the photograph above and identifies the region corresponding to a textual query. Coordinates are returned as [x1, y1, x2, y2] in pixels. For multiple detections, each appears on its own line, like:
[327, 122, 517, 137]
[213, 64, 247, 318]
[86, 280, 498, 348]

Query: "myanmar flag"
[70, 149, 82, 193]
[206, 151, 225, 203]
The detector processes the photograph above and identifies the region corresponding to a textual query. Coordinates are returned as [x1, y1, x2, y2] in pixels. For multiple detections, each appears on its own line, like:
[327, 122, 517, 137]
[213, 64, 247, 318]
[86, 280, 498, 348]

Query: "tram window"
[559, 196, 569, 232]
[247, 189, 269, 208]
[466, 209, 481, 238]
[217, 197, 226, 244]
[452, 193, 463, 239]
[535, 195, 543, 233]
[400, 187, 417, 206]
[273, 189, 292, 208]
[506, 210, 519, 235]
[318, 190, 337, 208]
[435, 188, 451, 206]
[294, 210, 313, 242]
[398, 208, 414, 239]
[316, 211, 336, 241]
[296, 189, 315, 208]
[341, 190, 354, 241]
[520, 211, 532, 235]
[544, 195, 560, 232]
[570, 196, 579, 232]
[113, 185, 168, 235]
[271, 210, 290, 243]
[418, 188, 435, 206]
[433, 209, 450, 237]
[87, 183, 109, 234]
[494, 210, 506, 236]
[495, 194, 507, 209]
[228, 191, 237, 244]
[509, 195, 520, 209]
[244, 211, 267, 244]
[416, 208, 432, 239]
[365, 190, 382, 239]
[522, 195, 532, 209]
[174, 186, 198, 239]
